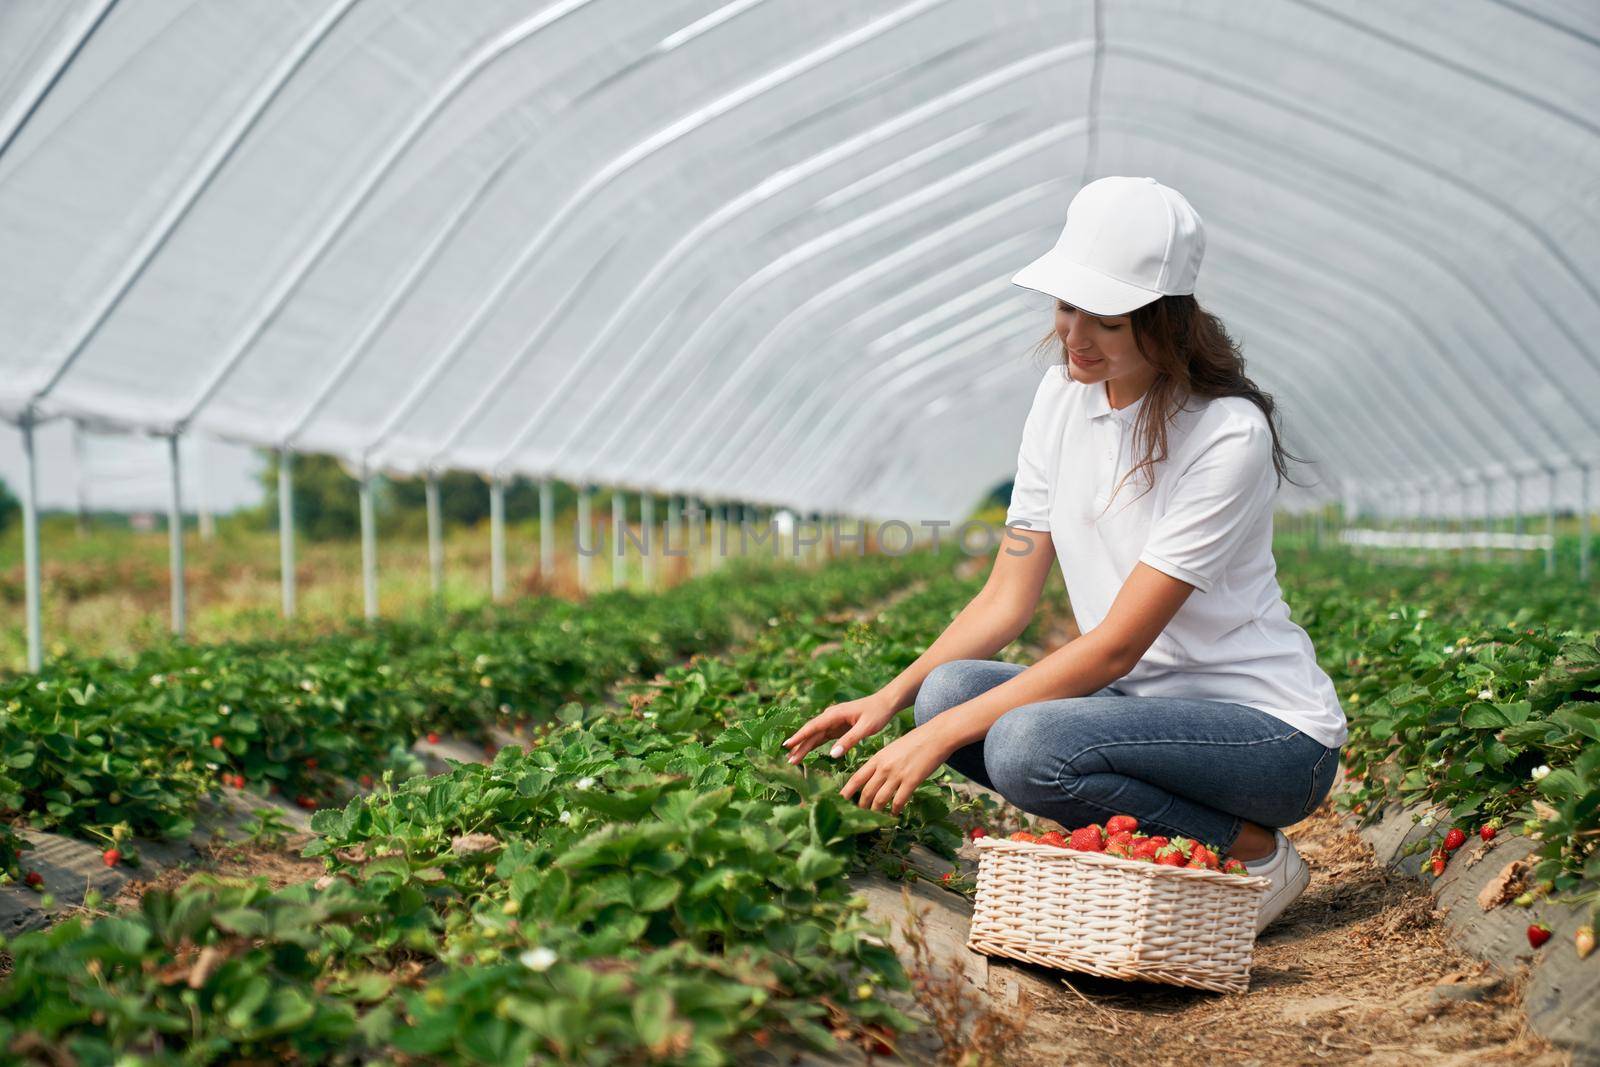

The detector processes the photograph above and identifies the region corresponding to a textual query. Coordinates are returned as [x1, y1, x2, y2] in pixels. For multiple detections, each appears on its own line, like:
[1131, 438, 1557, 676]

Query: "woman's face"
[1054, 298, 1146, 383]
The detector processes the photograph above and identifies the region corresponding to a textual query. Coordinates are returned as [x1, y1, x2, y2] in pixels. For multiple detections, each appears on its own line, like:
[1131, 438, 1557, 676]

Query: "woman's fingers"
[889, 778, 918, 817]
[840, 757, 878, 801]
[784, 712, 848, 764]
[865, 769, 899, 812]
[827, 722, 873, 760]
[783, 708, 842, 748]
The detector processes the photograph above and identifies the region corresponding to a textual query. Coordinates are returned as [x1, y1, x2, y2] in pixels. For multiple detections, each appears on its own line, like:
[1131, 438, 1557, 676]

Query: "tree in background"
[0, 477, 20, 534]
[257, 453, 363, 540]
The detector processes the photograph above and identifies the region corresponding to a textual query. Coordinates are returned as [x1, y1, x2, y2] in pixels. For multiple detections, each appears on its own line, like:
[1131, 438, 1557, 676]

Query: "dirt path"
[996, 800, 1565, 1065]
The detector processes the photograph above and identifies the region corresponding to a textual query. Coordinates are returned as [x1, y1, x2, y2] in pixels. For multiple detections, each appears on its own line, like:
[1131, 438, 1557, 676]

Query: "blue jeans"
[913, 659, 1342, 854]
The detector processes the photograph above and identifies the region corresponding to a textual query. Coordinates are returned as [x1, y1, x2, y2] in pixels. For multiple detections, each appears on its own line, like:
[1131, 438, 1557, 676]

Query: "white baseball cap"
[1011, 175, 1205, 316]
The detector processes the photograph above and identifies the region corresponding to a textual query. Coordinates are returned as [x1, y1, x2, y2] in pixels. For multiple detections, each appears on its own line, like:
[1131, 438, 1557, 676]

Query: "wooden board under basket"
[966, 838, 1272, 994]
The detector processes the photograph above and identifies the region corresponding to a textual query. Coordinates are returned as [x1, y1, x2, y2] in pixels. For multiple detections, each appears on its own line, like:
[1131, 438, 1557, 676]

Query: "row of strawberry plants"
[1277, 552, 1600, 928]
[0, 548, 952, 886]
[0, 554, 1005, 1062]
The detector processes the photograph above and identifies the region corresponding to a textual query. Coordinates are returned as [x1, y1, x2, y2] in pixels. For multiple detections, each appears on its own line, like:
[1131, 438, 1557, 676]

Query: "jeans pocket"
[1300, 745, 1340, 819]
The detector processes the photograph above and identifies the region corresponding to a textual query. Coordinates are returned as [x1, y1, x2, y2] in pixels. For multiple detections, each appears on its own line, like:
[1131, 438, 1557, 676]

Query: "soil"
[101, 836, 325, 914]
[1003, 800, 1566, 1066]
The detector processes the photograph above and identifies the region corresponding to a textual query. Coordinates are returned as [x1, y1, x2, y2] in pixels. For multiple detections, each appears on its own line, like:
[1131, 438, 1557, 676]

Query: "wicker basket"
[966, 838, 1273, 994]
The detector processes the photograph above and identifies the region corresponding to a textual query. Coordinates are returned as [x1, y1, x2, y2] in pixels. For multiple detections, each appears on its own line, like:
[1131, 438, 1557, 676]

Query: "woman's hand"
[838, 723, 956, 816]
[782, 692, 898, 765]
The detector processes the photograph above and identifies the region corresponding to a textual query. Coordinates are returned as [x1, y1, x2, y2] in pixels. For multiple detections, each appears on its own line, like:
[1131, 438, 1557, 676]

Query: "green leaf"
[794, 845, 845, 883]
[1536, 768, 1583, 801]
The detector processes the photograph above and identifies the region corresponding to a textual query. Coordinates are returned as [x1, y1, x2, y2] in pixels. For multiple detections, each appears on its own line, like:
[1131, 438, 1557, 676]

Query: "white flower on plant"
[150, 674, 164, 686]
[575, 776, 595, 791]
[219, 704, 231, 715]
[519, 947, 557, 972]
[558, 810, 572, 824]
[299, 679, 314, 692]
[1418, 609, 1430, 618]
[498, 703, 512, 715]
[1419, 812, 1436, 827]
[642, 710, 655, 719]
[1388, 611, 1401, 620]
[1532, 764, 1551, 781]
[1442, 645, 1456, 655]
[1478, 689, 1493, 700]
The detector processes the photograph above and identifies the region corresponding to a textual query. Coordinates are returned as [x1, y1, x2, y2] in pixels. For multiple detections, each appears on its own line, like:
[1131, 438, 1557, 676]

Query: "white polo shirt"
[1004, 364, 1348, 749]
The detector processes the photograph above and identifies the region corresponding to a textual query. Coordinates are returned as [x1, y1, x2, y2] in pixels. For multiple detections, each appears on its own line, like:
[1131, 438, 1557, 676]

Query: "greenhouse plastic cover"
[2, 1, 1598, 525]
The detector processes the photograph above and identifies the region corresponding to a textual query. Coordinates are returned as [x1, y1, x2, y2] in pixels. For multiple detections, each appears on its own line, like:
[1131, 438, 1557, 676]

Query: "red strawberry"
[968, 826, 988, 840]
[1479, 825, 1497, 842]
[1104, 830, 1136, 857]
[1221, 858, 1249, 875]
[940, 871, 954, 884]
[1527, 923, 1552, 949]
[1130, 838, 1162, 862]
[1430, 849, 1447, 876]
[1187, 844, 1219, 870]
[23, 870, 43, 888]
[1009, 831, 1036, 843]
[1067, 825, 1105, 852]
[1147, 835, 1170, 849]
[210, 735, 225, 750]
[1105, 814, 1139, 836]
[102, 848, 121, 868]
[1154, 846, 1187, 866]
[296, 796, 318, 811]
[1443, 828, 1466, 851]
[359, 774, 374, 789]
[1036, 831, 1069, 849]
[304, 756, 318, 771]
[426, 732, 441, 744]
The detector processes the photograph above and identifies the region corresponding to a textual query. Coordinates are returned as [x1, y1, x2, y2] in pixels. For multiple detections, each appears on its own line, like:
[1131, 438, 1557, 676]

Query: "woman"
[781, 176, 1348, 935]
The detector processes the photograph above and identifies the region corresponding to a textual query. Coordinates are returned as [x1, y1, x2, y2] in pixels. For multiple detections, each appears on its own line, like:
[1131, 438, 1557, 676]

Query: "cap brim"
[1011, 250, 1162, 316]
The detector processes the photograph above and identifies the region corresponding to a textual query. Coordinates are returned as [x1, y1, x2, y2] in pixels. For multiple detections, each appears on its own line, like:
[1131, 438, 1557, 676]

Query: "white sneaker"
[1242, 829, 1310, 935]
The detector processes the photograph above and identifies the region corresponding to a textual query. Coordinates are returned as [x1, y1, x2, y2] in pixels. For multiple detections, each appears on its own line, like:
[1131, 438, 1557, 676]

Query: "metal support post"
[539, 478, 554, 581]
[490, 475, 506, 602]
[1545, 467, 1557, 576]
[641, 493, 656, 590]
[279, 449, 296, 619]
[359, 468, 377, 620]
[167, 434, 186, 637]
[19, 419, 42, 671]
[666, 495, 682, 581]
[1481, 474, 1493, 566]
[1580, 463, 1592, 583]
[425, 471, 443, 603]
[1512, 472, 1524, 567]
[612, 490, 627, 590]
[72, 421, 89, 538]
[576, 484, 592, 594]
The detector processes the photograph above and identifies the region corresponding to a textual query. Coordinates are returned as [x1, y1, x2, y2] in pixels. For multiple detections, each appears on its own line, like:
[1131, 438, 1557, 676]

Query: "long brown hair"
[1029, 294, 1314, 519]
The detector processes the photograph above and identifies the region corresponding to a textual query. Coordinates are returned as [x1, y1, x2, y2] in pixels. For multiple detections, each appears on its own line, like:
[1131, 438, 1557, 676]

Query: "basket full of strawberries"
[966, 815, 1272, 994]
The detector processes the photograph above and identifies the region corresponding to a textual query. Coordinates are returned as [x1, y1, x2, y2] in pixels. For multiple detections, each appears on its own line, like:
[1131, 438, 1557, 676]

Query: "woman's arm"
[841, 561, 1199, 814]
[875, 526, 1058, 717]
[784, 526, 1058, 764]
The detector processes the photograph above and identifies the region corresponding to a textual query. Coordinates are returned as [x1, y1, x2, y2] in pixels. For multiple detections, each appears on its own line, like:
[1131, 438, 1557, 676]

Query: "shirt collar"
[1086, 380, 1145, 423]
